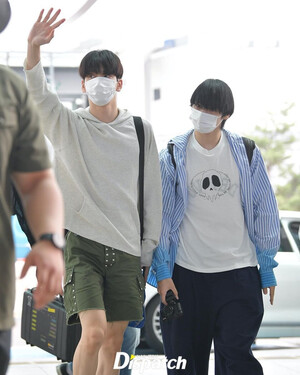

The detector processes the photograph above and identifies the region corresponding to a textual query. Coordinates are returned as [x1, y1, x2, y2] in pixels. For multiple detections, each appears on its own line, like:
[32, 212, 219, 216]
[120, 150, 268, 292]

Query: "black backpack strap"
[167, 142, 176, 169]
[168, 137, 255, 166]
[133, 116, 145, 243]
[242, 137, 256, 165]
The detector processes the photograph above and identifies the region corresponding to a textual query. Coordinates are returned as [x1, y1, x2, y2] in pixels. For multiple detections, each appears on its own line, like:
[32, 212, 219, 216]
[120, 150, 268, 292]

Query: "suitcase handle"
[28, 288, 64, 304]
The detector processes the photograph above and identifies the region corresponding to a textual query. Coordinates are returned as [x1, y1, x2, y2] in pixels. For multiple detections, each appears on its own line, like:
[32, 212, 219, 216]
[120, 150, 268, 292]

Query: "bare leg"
[97, 321, 129, 375]
[73, 310, 107, 375]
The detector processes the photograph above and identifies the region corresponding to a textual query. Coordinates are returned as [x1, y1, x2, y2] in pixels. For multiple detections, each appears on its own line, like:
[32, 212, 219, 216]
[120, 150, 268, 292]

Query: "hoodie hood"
[74, 107, 132, 126]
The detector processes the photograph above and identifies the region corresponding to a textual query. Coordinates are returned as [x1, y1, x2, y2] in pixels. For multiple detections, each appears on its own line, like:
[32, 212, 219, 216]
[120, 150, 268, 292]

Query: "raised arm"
[25, 9, 77, 148]
[26, 8, 65, 70]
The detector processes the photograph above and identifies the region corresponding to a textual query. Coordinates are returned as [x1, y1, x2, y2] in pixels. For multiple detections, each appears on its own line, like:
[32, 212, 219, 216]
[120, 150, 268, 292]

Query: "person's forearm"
[22, 175, 64, 240]
[26, 42, 41, 70]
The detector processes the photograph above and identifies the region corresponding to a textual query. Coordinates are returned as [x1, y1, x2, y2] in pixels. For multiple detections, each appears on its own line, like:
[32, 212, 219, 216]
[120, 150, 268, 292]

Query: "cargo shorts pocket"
[63, 267, 77, 317]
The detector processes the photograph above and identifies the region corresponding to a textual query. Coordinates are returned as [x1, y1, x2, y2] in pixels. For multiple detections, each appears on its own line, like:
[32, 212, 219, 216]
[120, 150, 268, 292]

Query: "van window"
[279, 223, 293, 252]
[289, 221, 300, 251]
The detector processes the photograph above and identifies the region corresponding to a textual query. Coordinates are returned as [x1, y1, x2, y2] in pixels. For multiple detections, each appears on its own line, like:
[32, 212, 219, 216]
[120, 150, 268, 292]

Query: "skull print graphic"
[191, 169, 231, 202]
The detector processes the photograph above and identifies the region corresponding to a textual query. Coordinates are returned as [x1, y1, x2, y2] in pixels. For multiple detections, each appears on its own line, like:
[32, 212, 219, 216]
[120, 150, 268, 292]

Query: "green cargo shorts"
[63, 232, 145, 325]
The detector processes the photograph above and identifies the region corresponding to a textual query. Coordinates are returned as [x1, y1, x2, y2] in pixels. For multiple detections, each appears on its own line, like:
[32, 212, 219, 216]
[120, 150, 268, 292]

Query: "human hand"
[28, 8, 65, 47]
[20, 241, 64, 309]
[263, 286, 275, 305]
[157, 278, 178, 305]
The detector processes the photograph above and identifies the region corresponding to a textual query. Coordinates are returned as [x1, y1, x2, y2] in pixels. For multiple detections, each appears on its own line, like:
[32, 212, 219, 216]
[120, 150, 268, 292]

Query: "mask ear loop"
[217, 116, 223, 127]
[219, 114, 230, 128]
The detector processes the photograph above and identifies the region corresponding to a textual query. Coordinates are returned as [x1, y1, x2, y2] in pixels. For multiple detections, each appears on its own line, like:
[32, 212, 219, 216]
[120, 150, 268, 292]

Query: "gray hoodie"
[24, 61, 162, 266]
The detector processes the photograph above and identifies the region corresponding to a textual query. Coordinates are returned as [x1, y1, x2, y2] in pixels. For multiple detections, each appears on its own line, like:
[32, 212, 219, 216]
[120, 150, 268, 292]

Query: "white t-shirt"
[176, 131, 257, 273]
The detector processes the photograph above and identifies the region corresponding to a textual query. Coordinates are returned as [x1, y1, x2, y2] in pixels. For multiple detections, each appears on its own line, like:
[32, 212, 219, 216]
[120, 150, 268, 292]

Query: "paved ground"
[6, 261, 300, 375]
[7, 339, 300, 375]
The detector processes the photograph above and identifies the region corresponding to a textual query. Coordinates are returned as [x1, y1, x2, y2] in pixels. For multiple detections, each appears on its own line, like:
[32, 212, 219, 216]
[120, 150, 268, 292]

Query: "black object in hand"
[161, 289, 183, 321]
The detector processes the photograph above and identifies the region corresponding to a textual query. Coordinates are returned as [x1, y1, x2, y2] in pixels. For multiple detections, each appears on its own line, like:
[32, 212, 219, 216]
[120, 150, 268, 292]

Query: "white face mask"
[85, 76, 117, 106]
[190, 107, 221, 134]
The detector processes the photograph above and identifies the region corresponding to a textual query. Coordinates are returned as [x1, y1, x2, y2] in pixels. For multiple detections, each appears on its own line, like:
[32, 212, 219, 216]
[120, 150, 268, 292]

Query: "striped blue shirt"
[148, 129, 280, 289]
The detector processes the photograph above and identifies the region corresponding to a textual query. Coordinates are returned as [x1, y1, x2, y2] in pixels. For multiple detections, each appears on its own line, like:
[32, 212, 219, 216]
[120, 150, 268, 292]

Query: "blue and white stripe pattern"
[148, 129, 280, 289]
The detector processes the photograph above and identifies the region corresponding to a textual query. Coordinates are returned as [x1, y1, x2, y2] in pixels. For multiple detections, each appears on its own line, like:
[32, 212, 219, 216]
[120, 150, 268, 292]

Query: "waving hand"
[28, 8, 65, 46]
[26, 9, 65, 70]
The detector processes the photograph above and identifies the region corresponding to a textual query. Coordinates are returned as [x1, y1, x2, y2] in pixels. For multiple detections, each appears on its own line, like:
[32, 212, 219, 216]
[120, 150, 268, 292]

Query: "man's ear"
[81, 79, 86, 93]
[116, 79, 123, 92]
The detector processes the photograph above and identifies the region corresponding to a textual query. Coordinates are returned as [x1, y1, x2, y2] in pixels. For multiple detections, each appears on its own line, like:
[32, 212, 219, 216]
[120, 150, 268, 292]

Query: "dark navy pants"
[161, 264, 264, 375]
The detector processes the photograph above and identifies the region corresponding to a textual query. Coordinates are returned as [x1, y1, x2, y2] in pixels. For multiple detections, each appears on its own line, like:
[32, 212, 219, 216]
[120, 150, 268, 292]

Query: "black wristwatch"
[38, 233, 65, 250]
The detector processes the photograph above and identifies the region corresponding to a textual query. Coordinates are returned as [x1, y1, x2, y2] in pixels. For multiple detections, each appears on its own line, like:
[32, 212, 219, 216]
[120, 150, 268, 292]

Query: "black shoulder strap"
[133, 116, 145, 243]
[168, 138, 255, 167]
[167, 142, 176, 169]
[242, 137, 256, 165]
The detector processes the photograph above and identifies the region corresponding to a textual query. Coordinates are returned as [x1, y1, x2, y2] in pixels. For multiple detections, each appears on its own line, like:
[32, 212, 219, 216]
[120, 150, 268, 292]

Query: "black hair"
[190, 79, 234, 128]
[79, 50, 123, 80]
